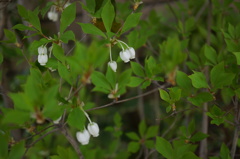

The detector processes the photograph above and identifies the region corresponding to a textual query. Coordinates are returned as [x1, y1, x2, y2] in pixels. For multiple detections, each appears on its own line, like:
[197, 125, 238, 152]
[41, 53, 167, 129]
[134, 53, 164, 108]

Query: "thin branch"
[86, 83, 169, 112]
[60, 127, 83, 159]
[22, 128, 59, 158]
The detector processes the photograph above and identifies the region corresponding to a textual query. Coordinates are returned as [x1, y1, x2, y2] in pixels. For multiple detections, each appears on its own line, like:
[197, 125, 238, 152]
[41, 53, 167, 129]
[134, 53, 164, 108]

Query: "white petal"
[108, 61, 117, 72]
[120, 50, 130, 63]
[40, 55, 48, 66]
[87, 122, 99, 137]
[38, 46, 47, 54]
[128, 47, 135, 59]
[76, 129, 91, 145]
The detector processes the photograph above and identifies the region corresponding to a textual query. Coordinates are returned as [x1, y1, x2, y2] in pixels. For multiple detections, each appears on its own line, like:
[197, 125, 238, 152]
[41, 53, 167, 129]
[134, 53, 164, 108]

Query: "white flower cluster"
[108, 40, 135, 72]
[38, 46, 48, 66]
[76, 109, 100, 145]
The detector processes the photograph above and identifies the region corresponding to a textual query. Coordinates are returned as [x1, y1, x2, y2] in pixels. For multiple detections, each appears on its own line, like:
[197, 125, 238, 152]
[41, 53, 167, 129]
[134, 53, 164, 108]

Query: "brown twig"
[60, 127, 83, 159]
[22, 128, 59, 158]
[86, 83, 169, 112]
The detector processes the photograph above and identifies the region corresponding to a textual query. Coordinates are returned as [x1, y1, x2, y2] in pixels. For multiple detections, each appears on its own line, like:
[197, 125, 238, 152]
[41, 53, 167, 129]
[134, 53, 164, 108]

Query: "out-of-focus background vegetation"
[1, 0, 240, 158]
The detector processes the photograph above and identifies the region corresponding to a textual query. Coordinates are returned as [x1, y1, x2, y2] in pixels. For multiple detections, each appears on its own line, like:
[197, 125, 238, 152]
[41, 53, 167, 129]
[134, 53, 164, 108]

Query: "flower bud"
[120, 50, 131, 63]
[53, 116, 62, 124]
[87, 122, 99, 137]
[128, 47, 135, 59]
[76, 129, 91, 145]
[38, 54, 48, 66]
[108, 61, 117, 72]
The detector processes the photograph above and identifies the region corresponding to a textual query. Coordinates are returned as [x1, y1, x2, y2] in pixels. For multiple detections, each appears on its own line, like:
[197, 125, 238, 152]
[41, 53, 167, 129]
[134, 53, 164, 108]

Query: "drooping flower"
[108, 61, 117, 72]
[87, 122, 99, 137]
[38, 45, 48, 66]
[120, 50, 131, 63]
[128, 47, 135, 59]
[47, 6, 58, 22]
[76, 129, 91, 145]
[117, 40, 135, 63]
[38, 46, 47, 55]
[38, 54, 48, 66]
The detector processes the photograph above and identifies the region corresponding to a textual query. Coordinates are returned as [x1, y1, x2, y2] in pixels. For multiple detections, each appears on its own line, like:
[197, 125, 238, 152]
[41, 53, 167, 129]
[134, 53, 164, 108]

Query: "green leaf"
[17, 5, 28, 19]
[159, 89, 170, 103]
[41, 2, 54, 17]
[220, 143, 231, 159]
[53, 44, 65, 62]
[204, 45, 217, 65]
[0, 53, 3, 64]
[101, 0, 115, 33]
[114, 113, 122, 127]
[78, 23, 106, 38]
[146, 126, 159, 139]
[119, 69, 132, 87]
[2, 110, 30, 125]
[9, 93, 33, 111]
[8, 141, 25, 159]
[233, 52, 240, 65]
[141, 80, 151, 89]
[188, 92, 214, 106]
[181, 152, 200, 159]
[91, 71, 111, 90]
[0, 133, 8, 158]
[188, 119, 195, 135]
[127, 77, 144, 87]
[139, 120, 147, 137]
[3, 29, 16, 43]
[169, 87, 181, 102]
[86, 0, 96, 13]
[12, 24, 36, 31]
[58, 62, 72, 85]
[60, 3, 76, 33]
[190, 132, 209, 142]
[210, 62, 235, 89]
[121, 13, 142, 33]
[127, 141, 140, 153]
[28, 9, 41, 32]
[156, 137, 174, 159]
[126, 132, 140, 140]
[131, 62, 145, 77]
[60, 30, 75, 43]
[176, 71, 192, 94]
[67, 108, 86, 130]
[189, 71, 209, 89]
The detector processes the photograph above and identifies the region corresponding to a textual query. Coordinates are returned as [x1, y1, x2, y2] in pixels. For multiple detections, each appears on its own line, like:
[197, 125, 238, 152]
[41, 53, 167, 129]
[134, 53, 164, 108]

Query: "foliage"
[1, 0, 240, 158]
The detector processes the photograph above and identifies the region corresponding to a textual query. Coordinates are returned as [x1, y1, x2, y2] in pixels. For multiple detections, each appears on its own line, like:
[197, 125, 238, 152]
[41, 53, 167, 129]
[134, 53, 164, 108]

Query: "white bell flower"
[108, 61, 117, 72]
[38, 46, 47, 55]
[47, 7, 58, 22]
[38, 54, 48, 66]
[87, 122, 99, 137]
[128, 47, 135, 59]
[76, 129, 91, 145]
[120, 50, 131, 63]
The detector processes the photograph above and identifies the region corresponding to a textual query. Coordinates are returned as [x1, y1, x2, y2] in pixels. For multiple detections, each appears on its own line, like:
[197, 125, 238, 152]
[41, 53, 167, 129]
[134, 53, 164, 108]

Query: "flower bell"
[38, 45, 48, 66]
[128, 47, 135, 59]
[117, 40, 135, 63]
[108, 61, 117, 72]
[47, 6, 58, 22]
[87, 122, 99, 137]
[76, 129, 91, 145]
[120, 50, 131, 63]
[38, 46, 47, 54]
